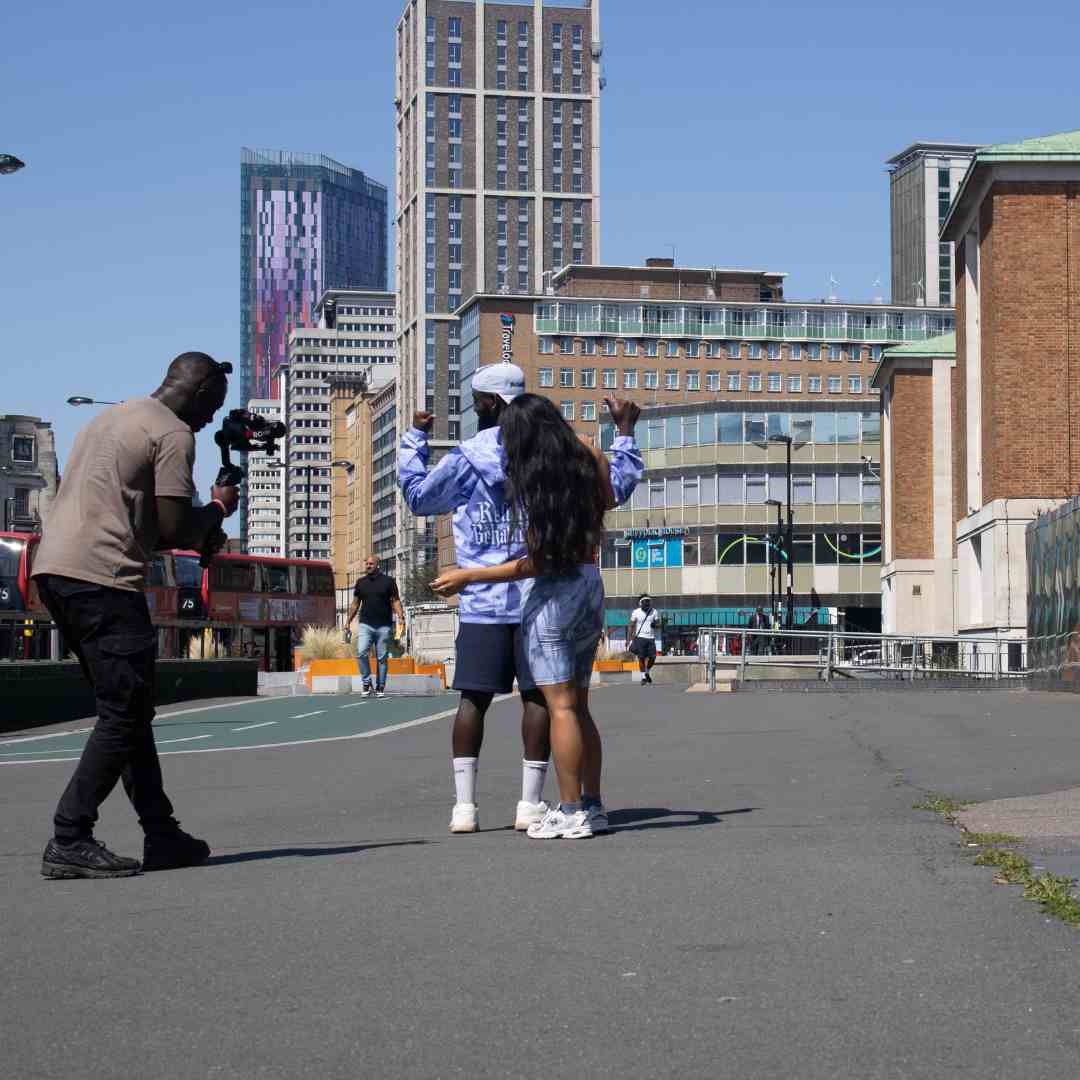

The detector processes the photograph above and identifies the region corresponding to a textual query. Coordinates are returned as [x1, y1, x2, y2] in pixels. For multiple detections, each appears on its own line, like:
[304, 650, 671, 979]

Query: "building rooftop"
[885, 142, 982, 168]
[941, 129, 1080, 239]
[870, 332, 955, 388]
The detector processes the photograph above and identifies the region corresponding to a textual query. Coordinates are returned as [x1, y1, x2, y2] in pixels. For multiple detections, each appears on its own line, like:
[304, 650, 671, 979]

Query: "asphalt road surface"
[3, 686, 1080, 1079]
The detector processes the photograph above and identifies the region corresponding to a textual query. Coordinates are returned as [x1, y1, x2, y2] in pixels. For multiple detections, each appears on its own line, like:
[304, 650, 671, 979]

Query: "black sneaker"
[142, 828, 211, 872]
[41, 838, 141, 879]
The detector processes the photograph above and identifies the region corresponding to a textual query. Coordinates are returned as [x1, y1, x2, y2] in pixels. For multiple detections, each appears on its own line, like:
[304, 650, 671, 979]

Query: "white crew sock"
[521, 759, 549, 805]
[452, 757, 478, 806]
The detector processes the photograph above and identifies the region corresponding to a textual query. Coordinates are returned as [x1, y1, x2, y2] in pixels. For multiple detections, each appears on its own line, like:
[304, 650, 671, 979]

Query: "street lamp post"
[67, 397, 120, 407]
[0, 154, 26, 176]
[269, 458, 353, 562]
[767, 433, 807, 635]
[765, 498, 783, 631]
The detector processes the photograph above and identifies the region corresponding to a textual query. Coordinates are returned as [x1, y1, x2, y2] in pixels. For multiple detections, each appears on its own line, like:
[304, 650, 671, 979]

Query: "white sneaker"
[585, 804, 610, 834]
[514, 800, 549, 831]
[375, 690, 385, 698]
[450, 803, 478, 833]
[359, 684, 372, 698]
[526, 806, 593, 840]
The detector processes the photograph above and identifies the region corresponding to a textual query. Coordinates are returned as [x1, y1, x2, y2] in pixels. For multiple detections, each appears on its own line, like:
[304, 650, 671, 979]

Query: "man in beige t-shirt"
[34, 352, 239, 880]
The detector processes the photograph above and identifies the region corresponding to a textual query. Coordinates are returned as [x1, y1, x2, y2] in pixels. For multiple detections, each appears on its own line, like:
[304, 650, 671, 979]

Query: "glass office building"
[240, 149, 388, 404]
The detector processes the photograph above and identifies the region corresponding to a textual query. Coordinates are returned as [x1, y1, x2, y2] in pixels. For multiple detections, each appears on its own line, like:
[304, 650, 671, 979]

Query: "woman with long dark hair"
[433, 393, 641, 839]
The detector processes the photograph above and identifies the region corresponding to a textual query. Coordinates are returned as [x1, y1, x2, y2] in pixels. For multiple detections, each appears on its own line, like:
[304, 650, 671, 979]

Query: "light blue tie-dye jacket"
[398, 426, 643, 624]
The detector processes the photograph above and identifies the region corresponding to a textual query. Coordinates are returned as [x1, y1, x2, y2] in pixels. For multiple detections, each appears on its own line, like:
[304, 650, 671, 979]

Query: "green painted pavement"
[0, 692, 461, 765]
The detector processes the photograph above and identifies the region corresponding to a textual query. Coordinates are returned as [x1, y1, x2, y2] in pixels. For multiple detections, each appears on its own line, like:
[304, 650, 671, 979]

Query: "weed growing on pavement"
[913, 793, 975, 818]
[917, 800, 1080, 928]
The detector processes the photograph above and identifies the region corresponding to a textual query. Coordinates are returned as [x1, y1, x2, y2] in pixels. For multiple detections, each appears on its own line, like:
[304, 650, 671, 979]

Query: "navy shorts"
[630, 637, 657, 661]
[452, 622, 537, 695]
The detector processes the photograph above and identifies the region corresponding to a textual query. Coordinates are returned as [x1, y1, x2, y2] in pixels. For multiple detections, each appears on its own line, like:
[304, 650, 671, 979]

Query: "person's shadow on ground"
[606, 807, 756, 832]
[203, 839, 430, 867]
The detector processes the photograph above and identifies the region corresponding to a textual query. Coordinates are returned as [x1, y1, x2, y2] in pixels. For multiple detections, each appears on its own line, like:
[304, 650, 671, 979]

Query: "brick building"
[395, 0, 604, 566]
[0, 415, 60, 534]
[871, 334, 957, 634]
[941, 130, 1080, 643]
[430, 259, 955, 636]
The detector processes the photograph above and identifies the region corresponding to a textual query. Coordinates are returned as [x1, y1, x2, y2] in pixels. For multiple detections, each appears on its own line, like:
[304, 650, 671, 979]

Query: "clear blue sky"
[3, 0, 1078, 504]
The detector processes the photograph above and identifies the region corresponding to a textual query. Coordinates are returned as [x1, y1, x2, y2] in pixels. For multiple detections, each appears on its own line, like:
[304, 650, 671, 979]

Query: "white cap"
[472, 362, 526, 404]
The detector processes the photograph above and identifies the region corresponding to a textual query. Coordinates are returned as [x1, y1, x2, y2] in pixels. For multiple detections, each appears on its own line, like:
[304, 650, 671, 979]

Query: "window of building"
[767, 342, 781, 360]
[808, 375, 822, 393]
[643, 370, 658, 390]
[665, 369, 679, 390]
[788, 375, 802, 393]
[11, 435, 34, 462]
[645, 340, 658, 357]
[748, 372, 762, 392]
[767, 373, 782, 392]
[848, 345, 862, 362]
[538, 368, 554, 387]
[582, 338, 596, 355]
[602, 369, 617, 389]
[581, 401, 596, 422]
[561, 401, 575, 421]
[808, 343, 821, 360]
[790, 343, 802, 360]
[602, 338, 616, 355]
[665, 340, 679, 357]
[448, 68, 462, 87]
[560, 368, 575, 388]
[622, 369, 638, 389]
[728, 342, 741, 360]
[848, 375, 863, 393]
[581, 368, 596, 388]
[828, 344, 841, 361]
[448, 42, 461, 66]
[828, 376, 842, 393]
[748, 343, 761, 359]
[686, 371, 700, 391]
[560, 337, 573, 354]
[624, 339, 638, 356]
[726, 371, 741, 391]
[496, 19, 507, 40]
[706, 371, 721, 391]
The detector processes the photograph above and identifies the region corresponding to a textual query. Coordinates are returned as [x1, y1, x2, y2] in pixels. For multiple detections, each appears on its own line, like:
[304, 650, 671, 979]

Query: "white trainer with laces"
[526, 806, 593, 840]
[585, 805, 610, 834]
[450, 803, 479, 833]
[514, 800, 549, 831]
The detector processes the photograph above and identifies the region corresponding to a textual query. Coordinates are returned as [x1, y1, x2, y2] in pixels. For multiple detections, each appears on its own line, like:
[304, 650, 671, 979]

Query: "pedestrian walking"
[345, 555, 404, 698]
[628, 597, 660, 684]
[33, 353, 238, 879]
[432, 392, 643, 840]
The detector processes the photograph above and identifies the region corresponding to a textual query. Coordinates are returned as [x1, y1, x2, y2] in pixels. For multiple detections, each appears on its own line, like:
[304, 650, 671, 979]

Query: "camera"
[199, 409, 287, 567]
[213, 409, 287, 487]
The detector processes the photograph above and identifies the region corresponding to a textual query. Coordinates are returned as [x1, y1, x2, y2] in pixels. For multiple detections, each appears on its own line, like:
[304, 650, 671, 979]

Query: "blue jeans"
[356, 623, 392, 690]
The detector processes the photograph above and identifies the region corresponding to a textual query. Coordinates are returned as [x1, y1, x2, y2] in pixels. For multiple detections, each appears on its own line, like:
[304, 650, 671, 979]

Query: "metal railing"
[696, 627, 1032, 691]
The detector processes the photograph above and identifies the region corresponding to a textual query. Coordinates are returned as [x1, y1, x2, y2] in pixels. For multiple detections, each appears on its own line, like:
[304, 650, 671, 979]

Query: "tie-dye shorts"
[519, 564, 605, 688]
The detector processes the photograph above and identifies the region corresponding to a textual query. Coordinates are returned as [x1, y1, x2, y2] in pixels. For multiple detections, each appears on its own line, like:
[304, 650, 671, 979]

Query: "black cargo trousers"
[36, 575, 175, 842]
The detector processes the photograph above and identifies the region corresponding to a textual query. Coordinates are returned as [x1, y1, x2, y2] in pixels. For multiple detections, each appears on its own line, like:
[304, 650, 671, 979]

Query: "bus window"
[306, 566, 335, 596]
[0, 537, 26, 610]
[262, 564, 291, 594]
[147, 555, 167, 587]
[174, 555, 203, 589]
[213, 560, 256, 592]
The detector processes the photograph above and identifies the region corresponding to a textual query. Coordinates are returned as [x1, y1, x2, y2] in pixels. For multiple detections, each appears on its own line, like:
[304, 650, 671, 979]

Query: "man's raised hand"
[413, 411, 435, 434]
[605, 397, 641, 437]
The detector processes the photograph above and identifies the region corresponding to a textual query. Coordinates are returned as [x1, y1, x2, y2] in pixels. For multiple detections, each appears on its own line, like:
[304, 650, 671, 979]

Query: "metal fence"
[697, 627, 1032, 691]
[0, 612, 59, 662]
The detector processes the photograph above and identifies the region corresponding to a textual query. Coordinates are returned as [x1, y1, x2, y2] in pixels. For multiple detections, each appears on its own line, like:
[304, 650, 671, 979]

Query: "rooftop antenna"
[871, 276, 885, 305]
[826, 274, 840, 303]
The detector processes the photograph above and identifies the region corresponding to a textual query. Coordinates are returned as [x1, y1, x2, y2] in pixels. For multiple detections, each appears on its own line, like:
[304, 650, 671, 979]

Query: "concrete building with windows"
[0, 415, 59, 533]
[395, 0, 604, 564]
[442, 258, 955, 637]
[370, 380, 402, 580]
[244, 289, 397, 561]
[887, 142, 980, 307]
[244, 399, 286, 557]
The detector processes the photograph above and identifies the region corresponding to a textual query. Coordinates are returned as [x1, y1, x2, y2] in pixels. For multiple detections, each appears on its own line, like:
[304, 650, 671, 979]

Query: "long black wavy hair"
[500, 393, 606, 576]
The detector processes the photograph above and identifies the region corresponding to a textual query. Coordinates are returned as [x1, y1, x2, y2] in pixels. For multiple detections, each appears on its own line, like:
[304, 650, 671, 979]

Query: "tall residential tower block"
[395, 0, 604, 451]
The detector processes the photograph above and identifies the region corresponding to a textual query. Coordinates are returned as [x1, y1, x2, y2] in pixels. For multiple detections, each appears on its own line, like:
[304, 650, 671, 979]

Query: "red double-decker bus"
[0, 532, 334, 670]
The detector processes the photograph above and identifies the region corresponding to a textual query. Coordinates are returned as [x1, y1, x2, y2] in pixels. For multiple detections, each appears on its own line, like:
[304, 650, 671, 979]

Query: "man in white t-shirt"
[628, 595, 660, 685]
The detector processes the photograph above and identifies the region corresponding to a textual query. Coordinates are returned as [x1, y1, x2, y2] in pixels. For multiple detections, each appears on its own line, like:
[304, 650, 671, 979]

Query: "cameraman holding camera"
[34, 352, 238, 879]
